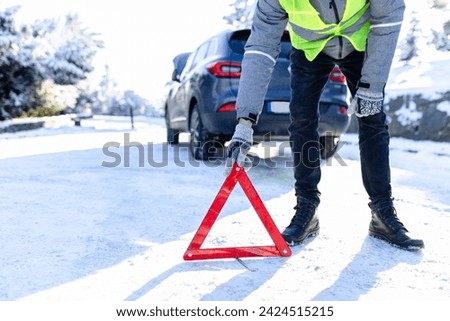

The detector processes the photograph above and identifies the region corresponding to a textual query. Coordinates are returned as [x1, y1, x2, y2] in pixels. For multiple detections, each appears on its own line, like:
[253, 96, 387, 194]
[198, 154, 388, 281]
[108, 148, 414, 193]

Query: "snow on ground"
[0, 115, 449, 306]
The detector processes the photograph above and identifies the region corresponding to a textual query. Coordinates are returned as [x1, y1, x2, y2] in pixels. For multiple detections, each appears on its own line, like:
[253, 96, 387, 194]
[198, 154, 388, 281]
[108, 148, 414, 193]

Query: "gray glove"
[348, 87, 384, 117]
[224, 121, 253, 176]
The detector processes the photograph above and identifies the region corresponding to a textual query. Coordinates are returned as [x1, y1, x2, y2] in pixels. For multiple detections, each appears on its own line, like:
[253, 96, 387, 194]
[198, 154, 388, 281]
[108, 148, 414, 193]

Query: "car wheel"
[189, 105, 214, 160]
[320, 135, 340, 160]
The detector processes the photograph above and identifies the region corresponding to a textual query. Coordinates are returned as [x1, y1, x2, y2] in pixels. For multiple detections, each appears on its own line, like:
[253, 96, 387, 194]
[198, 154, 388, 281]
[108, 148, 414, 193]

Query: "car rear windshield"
[229, 29, 292, 58]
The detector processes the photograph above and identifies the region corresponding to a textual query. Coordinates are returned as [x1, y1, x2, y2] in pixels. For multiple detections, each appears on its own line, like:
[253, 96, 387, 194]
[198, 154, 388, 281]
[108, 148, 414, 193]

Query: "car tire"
[189, 105, 214, 160]
[320, 135, 340, 160]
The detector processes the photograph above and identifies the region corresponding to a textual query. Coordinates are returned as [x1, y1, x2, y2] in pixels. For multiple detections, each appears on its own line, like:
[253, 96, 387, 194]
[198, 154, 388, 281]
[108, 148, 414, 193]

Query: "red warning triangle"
[183, 163, 292, 260]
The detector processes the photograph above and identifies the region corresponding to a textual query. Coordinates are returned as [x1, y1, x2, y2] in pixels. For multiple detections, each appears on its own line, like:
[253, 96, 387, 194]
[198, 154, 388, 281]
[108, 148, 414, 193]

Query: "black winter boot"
[282, 198, 319, 246]
[368, 202, 424, 251]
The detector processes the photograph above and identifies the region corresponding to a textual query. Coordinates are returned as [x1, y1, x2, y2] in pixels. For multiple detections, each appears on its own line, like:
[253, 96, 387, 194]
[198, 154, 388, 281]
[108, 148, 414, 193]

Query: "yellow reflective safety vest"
[279, 0, 370, 61]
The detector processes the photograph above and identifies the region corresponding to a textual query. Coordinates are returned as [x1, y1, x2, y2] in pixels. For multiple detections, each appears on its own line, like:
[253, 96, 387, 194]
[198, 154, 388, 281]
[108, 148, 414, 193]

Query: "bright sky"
[2, 0, 232, 102]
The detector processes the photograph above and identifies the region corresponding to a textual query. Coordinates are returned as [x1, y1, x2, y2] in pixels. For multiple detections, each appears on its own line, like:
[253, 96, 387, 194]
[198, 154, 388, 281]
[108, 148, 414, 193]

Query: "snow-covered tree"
[0, 6, 43, 119]
[100, 88, 158, 117]
[223, 0, 256, 29]
[397, 0, 450, 61]
[86, 65, 119, 114]
[106, 90, 138, 116]
[82, 65, 158, 116]
[39, 14, 103, 85]
[23, 79, 78, 117]
[0, 6, 103, 120]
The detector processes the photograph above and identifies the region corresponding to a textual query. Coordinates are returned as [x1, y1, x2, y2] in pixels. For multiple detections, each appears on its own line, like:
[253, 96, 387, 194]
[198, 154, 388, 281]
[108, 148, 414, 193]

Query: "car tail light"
[329, 66, 346, 84]
[217, 102, 236, 112]
[338, 106, 347, 114]
[207, 61, 241, 78]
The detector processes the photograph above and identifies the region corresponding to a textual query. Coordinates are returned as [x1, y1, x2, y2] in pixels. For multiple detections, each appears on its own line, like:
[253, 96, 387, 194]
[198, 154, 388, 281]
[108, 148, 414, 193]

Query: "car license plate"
[268, 101, 290, 114]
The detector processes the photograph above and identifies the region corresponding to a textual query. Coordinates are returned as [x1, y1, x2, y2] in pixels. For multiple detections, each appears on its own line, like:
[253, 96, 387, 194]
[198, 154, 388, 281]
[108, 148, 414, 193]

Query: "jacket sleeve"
[359, 0, 406, 93]
[236, 0, 288, 123]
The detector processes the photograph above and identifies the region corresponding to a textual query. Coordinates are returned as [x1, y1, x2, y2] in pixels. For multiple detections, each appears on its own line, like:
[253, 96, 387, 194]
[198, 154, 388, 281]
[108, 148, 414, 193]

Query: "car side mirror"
[171, 69, 180, 82]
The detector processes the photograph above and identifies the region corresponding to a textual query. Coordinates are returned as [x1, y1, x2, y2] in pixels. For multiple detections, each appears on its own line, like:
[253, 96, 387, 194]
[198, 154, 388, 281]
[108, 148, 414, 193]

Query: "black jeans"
[289, 49, 392, 206]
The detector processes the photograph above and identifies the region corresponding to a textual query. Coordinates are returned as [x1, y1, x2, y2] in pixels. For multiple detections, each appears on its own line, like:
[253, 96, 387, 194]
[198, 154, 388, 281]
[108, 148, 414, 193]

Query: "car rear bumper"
[201, 108, 350, 143]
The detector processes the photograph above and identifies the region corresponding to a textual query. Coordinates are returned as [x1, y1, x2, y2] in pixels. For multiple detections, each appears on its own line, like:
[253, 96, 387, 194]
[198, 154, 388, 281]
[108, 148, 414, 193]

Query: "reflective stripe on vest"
[279, 0, 371, 61]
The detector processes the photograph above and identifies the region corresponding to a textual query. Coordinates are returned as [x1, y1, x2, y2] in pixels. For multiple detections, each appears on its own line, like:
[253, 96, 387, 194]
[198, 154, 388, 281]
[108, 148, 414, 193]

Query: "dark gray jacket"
[236, 0, 405, 122]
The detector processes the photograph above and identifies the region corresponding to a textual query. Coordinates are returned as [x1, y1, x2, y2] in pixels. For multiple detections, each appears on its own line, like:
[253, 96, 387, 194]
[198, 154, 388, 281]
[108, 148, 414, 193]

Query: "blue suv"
[164, 29, 351, 160]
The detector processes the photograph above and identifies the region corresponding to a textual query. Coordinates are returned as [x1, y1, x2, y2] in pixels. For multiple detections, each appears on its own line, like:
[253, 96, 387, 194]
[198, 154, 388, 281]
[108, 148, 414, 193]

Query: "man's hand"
[224, 120, 254, 176]
[348, 87, 384, 117]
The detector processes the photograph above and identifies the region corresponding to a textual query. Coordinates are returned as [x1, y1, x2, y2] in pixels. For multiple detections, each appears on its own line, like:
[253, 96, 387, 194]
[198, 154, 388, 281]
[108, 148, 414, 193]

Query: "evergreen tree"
[0, 6, 103, 120]
[0, 6, 43, 119]
[223, 0, 256, 29]
[396, 0, 449, 61]
[119, 90, 158, 117]
[40, 14, 103, 85]
[88, 65, 119, 115]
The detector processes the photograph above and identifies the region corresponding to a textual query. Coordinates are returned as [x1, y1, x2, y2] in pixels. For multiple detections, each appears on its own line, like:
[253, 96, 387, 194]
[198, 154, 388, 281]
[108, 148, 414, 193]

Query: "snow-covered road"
[0, 116, 449, 304]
